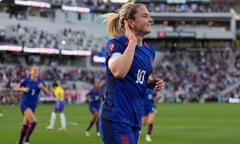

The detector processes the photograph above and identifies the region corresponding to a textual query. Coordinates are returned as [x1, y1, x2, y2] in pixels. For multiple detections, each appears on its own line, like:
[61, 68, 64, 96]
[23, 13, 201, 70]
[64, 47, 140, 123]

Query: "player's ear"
[127, 19, 135, 29]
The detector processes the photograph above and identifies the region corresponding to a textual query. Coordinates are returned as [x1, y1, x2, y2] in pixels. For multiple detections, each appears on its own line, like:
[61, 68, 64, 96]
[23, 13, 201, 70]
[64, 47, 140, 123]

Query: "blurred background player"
[46, 82, 66, 131]
[85, 80, 104, 137]
[15, 66, 50, 144]
[142, 87, 162, 142]
[0, 95, 4, 117]
[0, 108, 2, 117]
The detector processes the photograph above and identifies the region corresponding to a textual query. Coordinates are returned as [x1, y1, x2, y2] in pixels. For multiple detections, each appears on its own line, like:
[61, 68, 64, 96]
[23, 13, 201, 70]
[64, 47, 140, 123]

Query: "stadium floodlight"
[61, 40, 66, 45]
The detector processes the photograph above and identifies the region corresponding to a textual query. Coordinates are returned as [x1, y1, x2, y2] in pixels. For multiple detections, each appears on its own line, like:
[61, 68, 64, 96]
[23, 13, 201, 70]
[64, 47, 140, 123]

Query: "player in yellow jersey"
[46, 82, 66, 130]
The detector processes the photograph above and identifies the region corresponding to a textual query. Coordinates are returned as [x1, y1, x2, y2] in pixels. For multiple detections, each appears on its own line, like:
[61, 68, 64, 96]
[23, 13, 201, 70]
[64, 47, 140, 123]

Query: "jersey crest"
[109, 43, 115, 51]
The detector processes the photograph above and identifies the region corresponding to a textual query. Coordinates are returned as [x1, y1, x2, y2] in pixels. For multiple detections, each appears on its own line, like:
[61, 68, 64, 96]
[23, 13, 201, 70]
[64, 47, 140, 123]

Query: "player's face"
[132, 6, 153, 36]
[30, 66, 39, 78]
[52, 86, 56, 90]
[94, 82, 100, 90]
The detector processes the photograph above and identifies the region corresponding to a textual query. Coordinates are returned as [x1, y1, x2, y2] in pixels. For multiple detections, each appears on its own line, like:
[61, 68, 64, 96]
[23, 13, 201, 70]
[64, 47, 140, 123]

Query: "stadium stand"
[0, 0, 240, 105]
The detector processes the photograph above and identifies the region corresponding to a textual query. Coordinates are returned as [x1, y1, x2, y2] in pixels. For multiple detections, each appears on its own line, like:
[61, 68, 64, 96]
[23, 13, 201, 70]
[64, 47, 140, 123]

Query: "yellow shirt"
[53, 86, 64, 101]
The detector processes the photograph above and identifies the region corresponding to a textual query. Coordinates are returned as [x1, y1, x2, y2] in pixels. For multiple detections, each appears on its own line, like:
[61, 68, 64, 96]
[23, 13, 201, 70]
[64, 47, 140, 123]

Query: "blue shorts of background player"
[54, 101, 65, 112]
[21, 103, 36, 114]
[89, 105, 100, 114]
[100, 119, 141, 144]
[143, 106, 155, 117]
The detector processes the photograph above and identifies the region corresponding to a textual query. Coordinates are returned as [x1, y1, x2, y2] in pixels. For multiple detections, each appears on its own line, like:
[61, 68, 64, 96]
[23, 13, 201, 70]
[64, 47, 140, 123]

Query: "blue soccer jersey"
[143, 88, 156, 116]
[88, 89, 103, 113]
[102, 36, 155, 128]
[20, 77, 46, 113]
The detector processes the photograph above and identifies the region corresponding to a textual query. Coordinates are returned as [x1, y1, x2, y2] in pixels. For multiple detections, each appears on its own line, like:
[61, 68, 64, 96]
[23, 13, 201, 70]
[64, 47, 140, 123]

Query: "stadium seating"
[0, 1, 239, 104]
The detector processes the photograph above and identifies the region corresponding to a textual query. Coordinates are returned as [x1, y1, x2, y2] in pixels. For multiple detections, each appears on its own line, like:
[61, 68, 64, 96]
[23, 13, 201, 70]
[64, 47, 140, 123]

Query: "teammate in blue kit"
[100, 2, 164, 144]
[15, 66, 50, 144]
[142, 88, 162, 142]
[85, 81, 104, 137]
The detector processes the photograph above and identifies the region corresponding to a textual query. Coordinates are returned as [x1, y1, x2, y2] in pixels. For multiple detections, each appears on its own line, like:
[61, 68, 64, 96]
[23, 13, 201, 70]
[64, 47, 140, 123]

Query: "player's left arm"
[154, 92, 162, 102]
[147, 74, 164, 92]
[38, 81, 50, 96]
[86, 92, 92, 103]
[100, 91, 105, 102]
[153, 79, 164, 92]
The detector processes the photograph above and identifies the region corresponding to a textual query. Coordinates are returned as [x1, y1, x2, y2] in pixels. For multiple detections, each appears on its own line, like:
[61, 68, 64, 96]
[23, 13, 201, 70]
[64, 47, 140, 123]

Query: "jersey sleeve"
[100, 90, 104, 98]
[19, 78, 27, 87]
[86, 90, 91, 97]
[41, 79, 46, 87]
[152, 45, 155, 57]
[105, 39, 124, 64]
[153, 91, 157, 98]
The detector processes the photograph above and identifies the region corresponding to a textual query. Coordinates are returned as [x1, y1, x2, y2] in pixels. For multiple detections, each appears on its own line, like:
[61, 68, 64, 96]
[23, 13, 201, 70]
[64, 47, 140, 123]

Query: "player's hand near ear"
[124, 20, 137, 43]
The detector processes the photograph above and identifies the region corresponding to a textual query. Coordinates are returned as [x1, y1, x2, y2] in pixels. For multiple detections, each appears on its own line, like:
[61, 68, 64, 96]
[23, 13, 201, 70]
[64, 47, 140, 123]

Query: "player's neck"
[30, 76, 37, 81]
[136, 36, 143, 46]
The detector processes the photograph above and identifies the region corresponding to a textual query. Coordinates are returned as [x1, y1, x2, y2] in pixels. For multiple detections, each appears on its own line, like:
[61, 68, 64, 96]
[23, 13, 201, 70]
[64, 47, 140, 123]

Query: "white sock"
[50, 112, 56, 127]
[60, 113, 66, 128]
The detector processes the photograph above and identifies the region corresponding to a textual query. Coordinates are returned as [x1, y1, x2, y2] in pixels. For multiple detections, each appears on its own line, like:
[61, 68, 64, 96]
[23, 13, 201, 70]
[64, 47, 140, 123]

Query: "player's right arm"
[108, 20, 137, 79]
[15, 79, 29, 93]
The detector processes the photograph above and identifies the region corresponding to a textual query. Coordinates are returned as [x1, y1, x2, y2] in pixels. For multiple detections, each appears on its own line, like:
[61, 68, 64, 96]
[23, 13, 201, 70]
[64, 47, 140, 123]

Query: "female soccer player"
[0, 108, 2, 117]
[142, 88, 162, 142]
[46, 82, 66, 131]
[100, 2, 164, 144]
[85, 81, 104, 137]
[15, 66, 50, 144]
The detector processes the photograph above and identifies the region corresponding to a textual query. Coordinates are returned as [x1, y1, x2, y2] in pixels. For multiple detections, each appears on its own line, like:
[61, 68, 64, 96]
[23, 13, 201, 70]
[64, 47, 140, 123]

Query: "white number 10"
[31, 89, 35, 96]
[136, 69, 146, 85]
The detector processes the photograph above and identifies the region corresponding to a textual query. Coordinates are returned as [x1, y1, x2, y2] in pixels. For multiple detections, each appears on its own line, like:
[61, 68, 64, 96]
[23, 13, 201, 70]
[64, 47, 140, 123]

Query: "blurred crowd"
[0, 0, 240, 104]
[0, 48, 240, 104]
[6, 0, 239, 19]
[53, 0, 238, 13]
[153, 48, 240, 103]
[2, 24, 99, 51]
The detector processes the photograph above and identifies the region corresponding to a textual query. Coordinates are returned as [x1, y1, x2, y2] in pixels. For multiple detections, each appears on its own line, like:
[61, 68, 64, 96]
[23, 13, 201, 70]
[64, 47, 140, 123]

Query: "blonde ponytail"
[102, 13, 124, 38]
[102, 2, 144, 38]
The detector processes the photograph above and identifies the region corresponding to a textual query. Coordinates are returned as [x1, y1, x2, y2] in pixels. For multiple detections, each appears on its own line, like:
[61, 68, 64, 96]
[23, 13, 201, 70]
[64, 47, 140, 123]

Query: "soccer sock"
[50, 112, 56, 127]
[96, 120, 99, 132]
[147, 124, 153, 135]
[25, 122, 37, 142]
[18, 124, 28, 144]
[60, 113, 66, 128]
[86, 119, 95, 131]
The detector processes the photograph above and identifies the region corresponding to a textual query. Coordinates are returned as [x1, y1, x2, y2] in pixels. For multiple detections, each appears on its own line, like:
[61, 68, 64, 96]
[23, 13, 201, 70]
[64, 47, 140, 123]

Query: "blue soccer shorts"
[99, 119, 141, 144]
[54, 101, 65, 112]
[89, 105, 100, 114]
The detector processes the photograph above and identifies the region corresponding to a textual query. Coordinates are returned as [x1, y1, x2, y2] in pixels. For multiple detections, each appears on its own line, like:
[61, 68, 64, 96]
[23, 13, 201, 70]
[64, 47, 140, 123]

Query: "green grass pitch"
[0, 103, 240, 144]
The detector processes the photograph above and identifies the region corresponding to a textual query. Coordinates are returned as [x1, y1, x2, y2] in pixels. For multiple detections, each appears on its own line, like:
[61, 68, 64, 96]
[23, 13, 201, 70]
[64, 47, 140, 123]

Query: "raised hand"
[124, 20, 137, 43]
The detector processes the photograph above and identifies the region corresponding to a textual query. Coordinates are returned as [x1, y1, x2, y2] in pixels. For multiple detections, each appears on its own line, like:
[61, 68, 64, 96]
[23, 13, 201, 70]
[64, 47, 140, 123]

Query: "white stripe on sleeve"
[108, 52, 122, 67]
